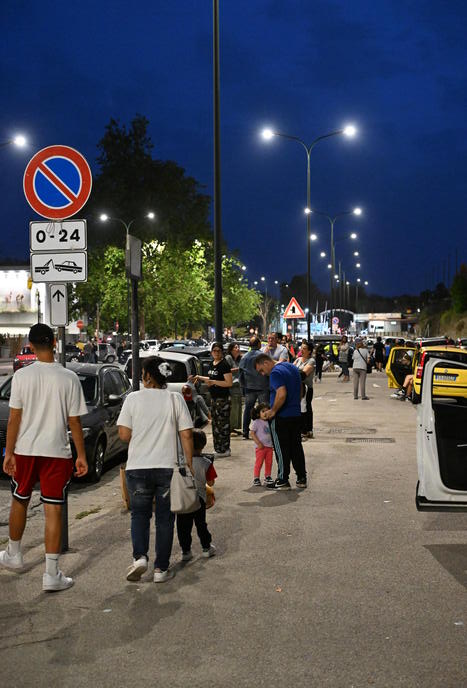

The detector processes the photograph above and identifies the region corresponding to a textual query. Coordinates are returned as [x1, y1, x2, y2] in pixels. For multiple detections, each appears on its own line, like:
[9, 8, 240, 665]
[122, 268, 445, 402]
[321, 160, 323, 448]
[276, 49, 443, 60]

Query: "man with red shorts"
[0, 324, 88, 591]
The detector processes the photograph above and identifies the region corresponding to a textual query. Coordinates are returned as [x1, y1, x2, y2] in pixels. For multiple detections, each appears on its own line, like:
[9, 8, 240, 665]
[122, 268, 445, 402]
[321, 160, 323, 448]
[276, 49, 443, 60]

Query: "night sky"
[1, 0, 467, 297]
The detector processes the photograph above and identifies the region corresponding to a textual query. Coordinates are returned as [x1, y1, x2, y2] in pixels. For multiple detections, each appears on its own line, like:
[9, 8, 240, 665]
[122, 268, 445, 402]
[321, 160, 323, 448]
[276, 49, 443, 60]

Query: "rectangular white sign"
[30, 220, 87, 252]
[31, 252, 88, 283]
[49, 283, 68, 326]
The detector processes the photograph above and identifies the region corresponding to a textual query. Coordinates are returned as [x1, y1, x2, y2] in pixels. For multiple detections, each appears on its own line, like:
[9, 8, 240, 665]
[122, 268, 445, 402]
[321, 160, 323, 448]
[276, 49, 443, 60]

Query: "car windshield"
[77, 374, 98, 404]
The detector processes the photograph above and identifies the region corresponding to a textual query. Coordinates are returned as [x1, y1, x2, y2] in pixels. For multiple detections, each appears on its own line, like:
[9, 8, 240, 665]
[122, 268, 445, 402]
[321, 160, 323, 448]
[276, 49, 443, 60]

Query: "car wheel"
[106, 355, 115, 363]
[70, 355, 79, 362]
[57, 268, 61, 272]
[88, 438, 106, 482]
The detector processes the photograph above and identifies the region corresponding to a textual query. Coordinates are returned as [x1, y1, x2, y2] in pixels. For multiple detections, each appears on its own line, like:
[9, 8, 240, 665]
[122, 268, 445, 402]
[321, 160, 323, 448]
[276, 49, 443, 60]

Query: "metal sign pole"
[57, 325, 69, 552]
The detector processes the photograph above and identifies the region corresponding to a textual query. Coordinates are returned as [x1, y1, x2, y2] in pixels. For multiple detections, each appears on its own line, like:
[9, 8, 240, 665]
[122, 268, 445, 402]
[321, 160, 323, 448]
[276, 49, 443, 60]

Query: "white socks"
[7, 538, 21, 556]
[45, 553, 59, 576]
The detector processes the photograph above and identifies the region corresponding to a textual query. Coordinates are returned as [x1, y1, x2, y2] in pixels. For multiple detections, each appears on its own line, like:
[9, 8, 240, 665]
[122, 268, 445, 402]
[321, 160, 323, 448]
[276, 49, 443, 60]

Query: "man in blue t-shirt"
[254, 354, 306, 490]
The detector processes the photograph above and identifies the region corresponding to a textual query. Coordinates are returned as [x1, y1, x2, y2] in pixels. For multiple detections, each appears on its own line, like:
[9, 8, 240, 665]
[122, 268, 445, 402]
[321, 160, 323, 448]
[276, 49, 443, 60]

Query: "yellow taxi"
[386, 344, 467, 402]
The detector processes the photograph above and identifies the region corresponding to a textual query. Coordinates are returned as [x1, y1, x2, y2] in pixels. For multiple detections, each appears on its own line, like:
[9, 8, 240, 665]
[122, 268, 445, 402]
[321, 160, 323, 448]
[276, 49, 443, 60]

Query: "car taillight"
[416, 351, 427, 379]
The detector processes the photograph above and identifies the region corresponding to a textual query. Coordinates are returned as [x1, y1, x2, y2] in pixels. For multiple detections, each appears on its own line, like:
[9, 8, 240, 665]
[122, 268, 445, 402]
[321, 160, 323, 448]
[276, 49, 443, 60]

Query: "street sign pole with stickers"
[23, 145, 92, 554]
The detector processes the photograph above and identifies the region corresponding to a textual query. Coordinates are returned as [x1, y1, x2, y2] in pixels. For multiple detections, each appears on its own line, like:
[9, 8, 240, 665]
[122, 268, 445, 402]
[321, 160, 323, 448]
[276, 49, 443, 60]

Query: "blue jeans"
[243, 389, 269, 437]
[126, 468, 174, 571]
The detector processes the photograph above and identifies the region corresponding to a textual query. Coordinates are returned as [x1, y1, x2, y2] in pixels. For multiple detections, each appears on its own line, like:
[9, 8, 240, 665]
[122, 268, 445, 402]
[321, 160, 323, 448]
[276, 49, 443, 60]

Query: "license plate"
[434, 374, 457, 381]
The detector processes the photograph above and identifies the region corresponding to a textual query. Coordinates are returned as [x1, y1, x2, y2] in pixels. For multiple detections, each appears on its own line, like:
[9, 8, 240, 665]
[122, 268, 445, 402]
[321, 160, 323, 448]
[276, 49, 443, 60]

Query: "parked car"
[416, 357, 467, 511]
[93, 343, 117, 363]
[0, 363, 132, 482]
[65, 344, 82, 362]
[386, 344, 467, 403]
[13, 346, 37, 372]
[123, 350, 202, 393]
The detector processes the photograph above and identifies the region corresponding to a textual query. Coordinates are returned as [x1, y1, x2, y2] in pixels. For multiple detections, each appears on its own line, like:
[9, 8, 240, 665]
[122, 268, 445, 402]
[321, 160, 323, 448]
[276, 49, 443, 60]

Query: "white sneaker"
[154, 569, 175, 583]
[214, 450, 231, 458]
[126, 556, 148, 581]
[181, 550, 193, 562]
[0, 549, 24, 570]
[43, 570, 74, 592]
[202, 545, 216, 558]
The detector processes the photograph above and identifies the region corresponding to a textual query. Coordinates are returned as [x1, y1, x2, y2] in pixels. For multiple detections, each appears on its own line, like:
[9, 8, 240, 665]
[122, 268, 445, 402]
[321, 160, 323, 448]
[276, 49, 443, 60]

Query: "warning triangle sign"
[283, 297, 305, 319]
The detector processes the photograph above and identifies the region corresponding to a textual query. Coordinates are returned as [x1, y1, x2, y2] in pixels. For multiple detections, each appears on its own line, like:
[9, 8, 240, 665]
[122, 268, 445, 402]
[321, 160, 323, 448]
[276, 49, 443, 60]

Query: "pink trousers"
[254, 446, 273, 478]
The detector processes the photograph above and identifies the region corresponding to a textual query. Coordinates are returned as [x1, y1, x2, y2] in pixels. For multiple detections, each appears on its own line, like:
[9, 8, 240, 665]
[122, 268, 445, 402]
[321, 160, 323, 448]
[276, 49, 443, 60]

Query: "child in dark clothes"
[176, 429, 217, 561]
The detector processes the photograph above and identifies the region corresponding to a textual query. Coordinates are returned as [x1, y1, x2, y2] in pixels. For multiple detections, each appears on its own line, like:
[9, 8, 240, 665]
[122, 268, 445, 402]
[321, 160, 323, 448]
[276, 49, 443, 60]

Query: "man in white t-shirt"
[0, 324, 88, 592]
[117, 356, 193, 584]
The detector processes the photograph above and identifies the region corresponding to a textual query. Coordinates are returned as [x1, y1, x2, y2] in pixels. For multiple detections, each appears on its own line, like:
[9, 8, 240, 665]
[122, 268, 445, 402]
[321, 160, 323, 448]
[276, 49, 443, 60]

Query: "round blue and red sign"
[23, 145, 92, 220]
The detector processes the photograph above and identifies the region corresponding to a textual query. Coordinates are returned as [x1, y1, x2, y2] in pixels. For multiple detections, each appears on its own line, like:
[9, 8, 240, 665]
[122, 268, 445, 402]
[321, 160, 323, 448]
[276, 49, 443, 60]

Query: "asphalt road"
[0, 372, 465, 687]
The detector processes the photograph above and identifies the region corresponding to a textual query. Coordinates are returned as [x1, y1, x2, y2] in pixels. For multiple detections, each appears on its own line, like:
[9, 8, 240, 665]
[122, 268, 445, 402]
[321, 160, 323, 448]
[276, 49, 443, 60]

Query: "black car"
[65, 344, 82, 362]
[0, 363, 131, 482]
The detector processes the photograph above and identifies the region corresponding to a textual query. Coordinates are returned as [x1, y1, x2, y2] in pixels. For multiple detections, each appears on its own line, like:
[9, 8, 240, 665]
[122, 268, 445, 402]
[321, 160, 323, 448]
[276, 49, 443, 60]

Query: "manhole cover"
[345, 438, 395, 444]
[327, 427, 377, 435]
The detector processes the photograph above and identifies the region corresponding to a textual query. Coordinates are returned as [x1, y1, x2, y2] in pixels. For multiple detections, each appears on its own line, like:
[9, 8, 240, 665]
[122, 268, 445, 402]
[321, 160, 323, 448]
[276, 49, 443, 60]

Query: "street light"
[260, 123, 358, 339]
[310, 207, 363, 324]
[320, 251, 326, 257]
[356, 262, 361, 268]
[310, 233, 318, 241]
[1, 133, 28, 149]
[354, 251, 359, 256]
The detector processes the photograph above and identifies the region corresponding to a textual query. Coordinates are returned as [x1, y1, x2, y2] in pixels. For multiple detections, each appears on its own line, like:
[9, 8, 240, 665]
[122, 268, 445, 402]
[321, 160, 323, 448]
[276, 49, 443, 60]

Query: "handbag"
[169, 394, 200, 514]
[357, 347, 372, 374]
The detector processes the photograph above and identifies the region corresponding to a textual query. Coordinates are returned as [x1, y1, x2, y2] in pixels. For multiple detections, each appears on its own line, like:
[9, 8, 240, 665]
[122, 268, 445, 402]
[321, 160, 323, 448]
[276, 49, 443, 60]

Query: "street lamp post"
[100, 212, 154, 390]
[261, 124, 357, 339]
[310, 207, 362, 326]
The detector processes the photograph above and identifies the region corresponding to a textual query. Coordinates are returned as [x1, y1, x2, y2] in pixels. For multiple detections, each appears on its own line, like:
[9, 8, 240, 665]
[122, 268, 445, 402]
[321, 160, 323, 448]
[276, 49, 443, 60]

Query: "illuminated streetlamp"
[260, 123, 358, 339]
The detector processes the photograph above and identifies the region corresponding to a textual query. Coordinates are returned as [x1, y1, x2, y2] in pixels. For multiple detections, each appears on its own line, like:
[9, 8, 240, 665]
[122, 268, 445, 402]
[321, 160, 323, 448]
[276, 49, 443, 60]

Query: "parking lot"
[0, 371, 465, 688]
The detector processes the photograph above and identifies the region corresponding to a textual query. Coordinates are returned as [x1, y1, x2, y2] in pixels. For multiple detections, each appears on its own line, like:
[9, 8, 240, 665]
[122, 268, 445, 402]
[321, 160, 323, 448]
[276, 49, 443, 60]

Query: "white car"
[416, 357, 467, 511]
[140, 339, 160, 353]
[122, 350, 202, 394]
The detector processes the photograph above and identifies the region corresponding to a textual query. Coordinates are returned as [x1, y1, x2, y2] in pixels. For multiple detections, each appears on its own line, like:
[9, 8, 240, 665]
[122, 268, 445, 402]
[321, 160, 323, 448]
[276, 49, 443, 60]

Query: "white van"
[416, 357, 467, 511]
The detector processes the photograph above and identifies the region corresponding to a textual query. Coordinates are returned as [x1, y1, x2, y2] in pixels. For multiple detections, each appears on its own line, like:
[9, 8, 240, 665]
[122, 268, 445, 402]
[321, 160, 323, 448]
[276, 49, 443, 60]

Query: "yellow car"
[386, 345, 467, 403]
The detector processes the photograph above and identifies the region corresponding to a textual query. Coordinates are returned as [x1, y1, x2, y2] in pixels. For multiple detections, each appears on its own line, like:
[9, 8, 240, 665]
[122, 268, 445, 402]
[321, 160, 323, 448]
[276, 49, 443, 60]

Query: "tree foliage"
[84, 115, 211, 249]
[73, 240, 262, 337]
[451, 264, 467, 313]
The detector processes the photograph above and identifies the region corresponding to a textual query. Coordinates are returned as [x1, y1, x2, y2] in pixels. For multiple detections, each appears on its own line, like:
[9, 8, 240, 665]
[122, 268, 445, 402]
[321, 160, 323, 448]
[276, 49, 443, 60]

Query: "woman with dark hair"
[225, 342, 243, 435]
[373, 336, 385, 372]
[293, 340, 315, 438]
[194, 343, 233, 458]
[117, 356, 194, 584]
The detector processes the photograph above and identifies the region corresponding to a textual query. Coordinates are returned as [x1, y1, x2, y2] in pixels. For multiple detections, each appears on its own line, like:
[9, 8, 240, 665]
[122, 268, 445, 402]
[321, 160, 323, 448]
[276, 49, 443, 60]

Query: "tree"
[451, 264, 467, 313]
[84, 115, 211, 249]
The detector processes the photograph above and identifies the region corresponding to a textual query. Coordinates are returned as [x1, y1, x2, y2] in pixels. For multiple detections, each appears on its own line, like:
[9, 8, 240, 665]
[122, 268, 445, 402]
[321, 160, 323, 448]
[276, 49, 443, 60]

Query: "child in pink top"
[250, 403, 274, 487]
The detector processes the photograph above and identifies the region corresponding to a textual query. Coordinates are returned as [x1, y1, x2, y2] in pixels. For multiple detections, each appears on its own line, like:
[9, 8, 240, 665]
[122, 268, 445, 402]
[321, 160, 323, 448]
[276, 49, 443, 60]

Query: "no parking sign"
[23, 145, 92, 220]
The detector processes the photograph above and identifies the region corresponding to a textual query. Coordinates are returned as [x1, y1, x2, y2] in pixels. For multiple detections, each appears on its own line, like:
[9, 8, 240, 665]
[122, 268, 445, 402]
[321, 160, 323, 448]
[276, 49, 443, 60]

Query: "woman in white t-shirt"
[118, 357, 194, 584]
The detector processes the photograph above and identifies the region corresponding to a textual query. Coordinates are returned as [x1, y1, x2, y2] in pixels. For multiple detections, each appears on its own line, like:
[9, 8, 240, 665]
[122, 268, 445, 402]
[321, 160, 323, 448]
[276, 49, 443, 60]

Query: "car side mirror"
[106, 393, 121, 406]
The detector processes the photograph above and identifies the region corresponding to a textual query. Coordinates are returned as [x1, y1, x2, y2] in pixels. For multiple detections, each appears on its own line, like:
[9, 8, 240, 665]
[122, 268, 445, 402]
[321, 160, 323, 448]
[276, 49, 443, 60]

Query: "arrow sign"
[53, 288, 65, 302]
[283, 297, 305, 319]
[49, 283, 68, 326]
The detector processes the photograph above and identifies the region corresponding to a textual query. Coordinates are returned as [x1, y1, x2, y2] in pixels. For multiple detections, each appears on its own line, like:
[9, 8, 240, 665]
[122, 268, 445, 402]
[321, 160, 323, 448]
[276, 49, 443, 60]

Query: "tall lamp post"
[100, 212, 155, 390]
[261, 124, 357, 339]
[310, 207, 362, 325]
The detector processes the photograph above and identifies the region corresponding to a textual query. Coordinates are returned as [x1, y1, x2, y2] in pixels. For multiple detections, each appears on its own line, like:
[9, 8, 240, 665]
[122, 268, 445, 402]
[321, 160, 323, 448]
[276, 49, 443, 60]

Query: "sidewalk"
[0, 373, 466, 688]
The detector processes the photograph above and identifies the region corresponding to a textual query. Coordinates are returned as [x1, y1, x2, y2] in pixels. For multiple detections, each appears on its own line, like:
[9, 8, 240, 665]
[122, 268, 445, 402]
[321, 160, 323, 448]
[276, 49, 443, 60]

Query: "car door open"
[416, 357, 467, 511]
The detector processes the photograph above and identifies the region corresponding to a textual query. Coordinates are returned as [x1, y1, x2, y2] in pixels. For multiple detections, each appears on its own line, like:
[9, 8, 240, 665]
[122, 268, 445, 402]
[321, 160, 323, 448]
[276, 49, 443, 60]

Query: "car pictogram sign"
[283, 297, 305, 319]
[23, 145, 92, 220]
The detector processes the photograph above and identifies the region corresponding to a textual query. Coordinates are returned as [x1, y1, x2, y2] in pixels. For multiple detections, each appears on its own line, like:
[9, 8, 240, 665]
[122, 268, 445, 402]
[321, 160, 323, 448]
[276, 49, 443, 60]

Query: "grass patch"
[75, 506, 102, 520]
